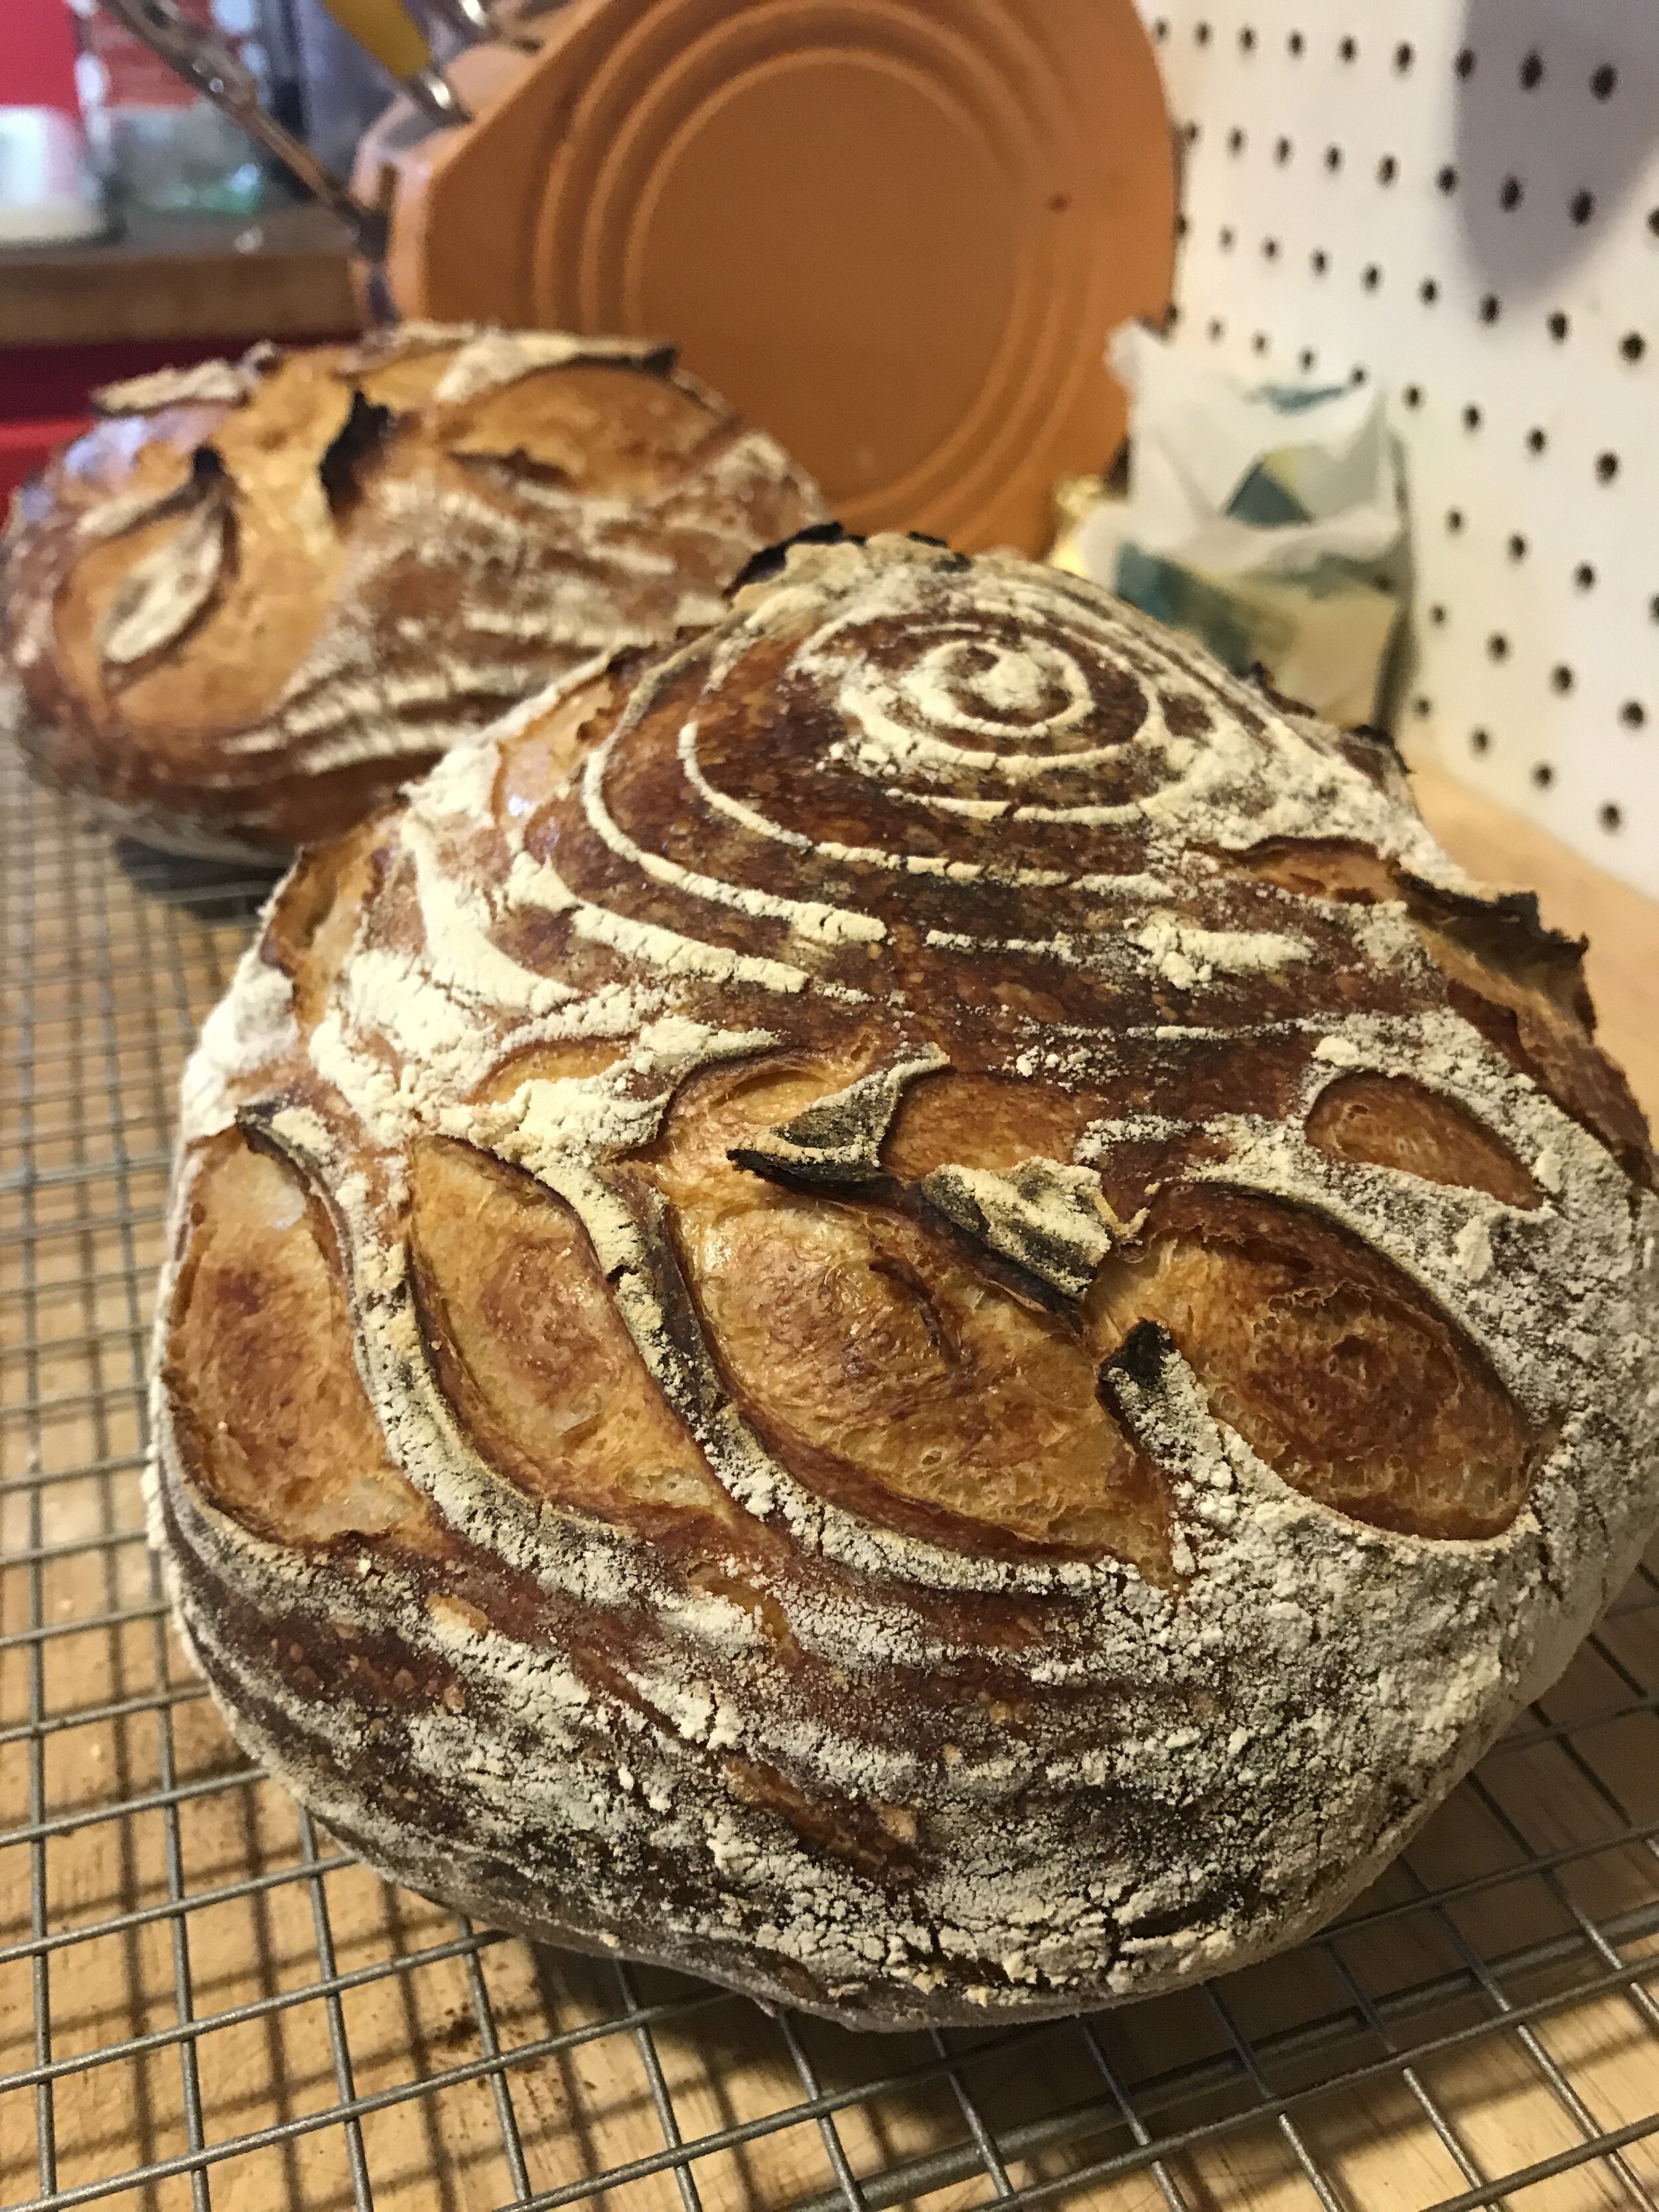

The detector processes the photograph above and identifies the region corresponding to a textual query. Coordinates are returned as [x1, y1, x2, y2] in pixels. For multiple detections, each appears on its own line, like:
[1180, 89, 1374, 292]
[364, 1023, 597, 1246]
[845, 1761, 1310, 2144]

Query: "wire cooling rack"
[5, 737, 1659, 2212]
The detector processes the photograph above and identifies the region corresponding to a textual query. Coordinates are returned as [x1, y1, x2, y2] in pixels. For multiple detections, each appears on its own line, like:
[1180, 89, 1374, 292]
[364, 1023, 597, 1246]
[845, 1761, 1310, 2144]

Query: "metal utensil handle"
[423, 0, 497, 38]
[95, 0, 390, 260]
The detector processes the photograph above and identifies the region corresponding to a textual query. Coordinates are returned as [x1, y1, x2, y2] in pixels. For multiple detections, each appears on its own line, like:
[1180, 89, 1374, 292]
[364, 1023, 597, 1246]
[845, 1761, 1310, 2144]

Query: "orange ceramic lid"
[383, 0, 1176, 553]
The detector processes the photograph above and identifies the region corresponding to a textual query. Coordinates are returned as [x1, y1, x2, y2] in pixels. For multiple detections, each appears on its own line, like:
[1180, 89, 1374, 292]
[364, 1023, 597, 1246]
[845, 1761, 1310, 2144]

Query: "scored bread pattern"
[2, 328, 824, 856]
[149, 535, 1659, 2026]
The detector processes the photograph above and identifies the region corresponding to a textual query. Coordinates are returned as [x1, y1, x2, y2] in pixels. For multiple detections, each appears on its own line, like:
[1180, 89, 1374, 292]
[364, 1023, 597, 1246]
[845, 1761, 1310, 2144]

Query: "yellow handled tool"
[316, 0, 471, 123]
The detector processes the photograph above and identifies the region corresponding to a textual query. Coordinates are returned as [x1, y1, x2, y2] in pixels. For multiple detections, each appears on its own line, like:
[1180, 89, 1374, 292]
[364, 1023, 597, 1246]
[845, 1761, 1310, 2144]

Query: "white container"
[0, 105, 105, 246]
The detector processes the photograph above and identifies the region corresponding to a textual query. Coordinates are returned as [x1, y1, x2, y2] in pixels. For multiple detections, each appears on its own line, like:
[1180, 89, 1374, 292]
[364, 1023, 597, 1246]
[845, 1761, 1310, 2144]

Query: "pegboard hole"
[1428, 603, 1447, 625]
[1238, 24, 1256, 51]
[1447, 508, 1465, 534]
[1404, 384, 1424, 408]
[1601, 803, 1624, 832]
[1471, 728, 1491, 755]
[1527, 427, 1548, 453]
[1548, 311, 1569, 341]
[1252, 332, 1270, 354]
[1575, 564, 1597, 591]
[1274, 136, 1293, 164]
[1571, 190, 1597, 226]
[1394, 42, 1414, 73]
[1519, 50, 1543, 90]
[1207, 317, 1226, 342]
[1152, 15, 1169, 38]
[1649, 208, 1659, 238]
[1532, 764, 1555, 788]
[1194, 20, 1211, 44]
[1362, 263, 1381, 290]
[1621, 700, 1647, 729]
[1551, 666, 1574, 693]
[1338, 35, 1357, 62]
[1597, 451, 1621, 483]
[1487, 633, 1510, 661]
[1507, 534, 1527, 560]
[1420, 278, 1439, 305]
[1220, 226, 1236, 250]
[1456, 47, 1476, 81]
[1263, 237, 1281, 260]
[1437, 165, 1459, 195]
[1463, 404, 1482, 431]
[1378, 156, 1398, 186]
[1297, 346, 1317, 371]
[1325, 145, 1342, 173]
[1411, 695, 1432, 717]
[1183, 120, 1201, 143]
[1591, 64, 1618, 99]
[1621, 332, 1646, 362]
[1287, 29, 1304, 56]
[1479, 294, 1502, 325]
[1311, 248, 1329, 275]
[1228, 127, 1247, 154]
[1500, 178, 1522, 211]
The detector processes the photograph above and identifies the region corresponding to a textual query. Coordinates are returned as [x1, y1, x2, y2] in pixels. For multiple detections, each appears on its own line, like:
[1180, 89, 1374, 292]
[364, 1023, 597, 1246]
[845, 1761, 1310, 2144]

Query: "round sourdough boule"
[149, 530, 1659, 2027]
[1, 327, 824, 859]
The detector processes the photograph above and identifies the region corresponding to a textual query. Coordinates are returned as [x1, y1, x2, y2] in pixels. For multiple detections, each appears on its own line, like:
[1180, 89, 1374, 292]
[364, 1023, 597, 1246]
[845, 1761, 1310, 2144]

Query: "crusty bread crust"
[149, 534, 1659, 2026]
[2, 329, 824, 855]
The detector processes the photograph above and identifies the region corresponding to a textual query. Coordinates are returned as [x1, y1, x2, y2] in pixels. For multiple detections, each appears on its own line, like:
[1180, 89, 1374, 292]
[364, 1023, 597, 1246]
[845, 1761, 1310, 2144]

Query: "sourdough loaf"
[149, 532, 1659, 2026]
[1, 328, 823, 857]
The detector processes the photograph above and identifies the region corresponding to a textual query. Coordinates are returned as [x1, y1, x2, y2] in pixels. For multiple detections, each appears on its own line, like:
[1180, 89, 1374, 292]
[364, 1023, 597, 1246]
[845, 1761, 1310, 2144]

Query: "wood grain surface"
[0, 206, 360, 350]
[3, 757, 1658, 2211]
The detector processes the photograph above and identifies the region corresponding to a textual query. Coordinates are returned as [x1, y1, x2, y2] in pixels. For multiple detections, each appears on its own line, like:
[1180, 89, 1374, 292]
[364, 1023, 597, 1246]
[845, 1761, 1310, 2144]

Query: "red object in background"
[0, 338, 250, 502]
[4, 0, 82, 115]
[82, 0, 218, 110]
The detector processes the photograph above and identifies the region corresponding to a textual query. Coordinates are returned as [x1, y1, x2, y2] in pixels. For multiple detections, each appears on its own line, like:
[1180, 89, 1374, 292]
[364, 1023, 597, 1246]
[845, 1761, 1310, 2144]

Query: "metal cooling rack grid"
[4, 735, 1659, 2212]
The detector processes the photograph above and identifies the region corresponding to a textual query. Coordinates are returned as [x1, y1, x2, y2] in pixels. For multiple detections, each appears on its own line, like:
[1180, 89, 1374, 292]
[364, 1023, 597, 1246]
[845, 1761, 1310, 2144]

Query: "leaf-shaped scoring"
[99, 480, 232, 673]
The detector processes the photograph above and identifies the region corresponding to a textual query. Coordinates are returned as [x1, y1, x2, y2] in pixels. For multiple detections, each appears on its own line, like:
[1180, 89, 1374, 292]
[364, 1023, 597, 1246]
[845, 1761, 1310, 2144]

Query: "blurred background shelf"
[0, 200, 359, 350]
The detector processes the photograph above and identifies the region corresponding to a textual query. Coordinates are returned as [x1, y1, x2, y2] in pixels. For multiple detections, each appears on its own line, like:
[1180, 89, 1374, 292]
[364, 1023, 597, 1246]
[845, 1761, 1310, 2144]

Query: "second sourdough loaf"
[1, 327, 824, 856]
[149, 532, 1659, 2026]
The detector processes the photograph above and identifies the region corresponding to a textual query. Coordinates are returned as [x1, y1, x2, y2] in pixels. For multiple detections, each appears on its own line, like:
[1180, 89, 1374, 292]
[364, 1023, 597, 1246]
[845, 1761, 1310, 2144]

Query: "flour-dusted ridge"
[150, 534, 1659, 2026]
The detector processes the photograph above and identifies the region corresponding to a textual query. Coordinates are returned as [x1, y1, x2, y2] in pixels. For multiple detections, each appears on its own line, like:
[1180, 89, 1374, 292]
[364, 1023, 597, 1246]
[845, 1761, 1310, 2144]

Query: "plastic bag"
[1063, 323, 1404, 727]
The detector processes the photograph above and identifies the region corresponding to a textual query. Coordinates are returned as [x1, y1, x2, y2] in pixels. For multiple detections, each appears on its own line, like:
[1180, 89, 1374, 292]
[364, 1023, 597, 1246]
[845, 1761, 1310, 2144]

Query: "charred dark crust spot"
[1400, 871, 1593, 1017]
[727, 520, 857, 595]
[1346, 721, 1404, 757]
[318, 391, 395, 525]
[1102, 1317, 1179, 1392]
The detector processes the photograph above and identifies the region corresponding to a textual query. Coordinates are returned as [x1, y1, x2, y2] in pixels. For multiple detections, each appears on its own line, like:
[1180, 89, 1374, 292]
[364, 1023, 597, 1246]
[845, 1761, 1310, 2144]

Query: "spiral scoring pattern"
[149, 534, 1659, 2028]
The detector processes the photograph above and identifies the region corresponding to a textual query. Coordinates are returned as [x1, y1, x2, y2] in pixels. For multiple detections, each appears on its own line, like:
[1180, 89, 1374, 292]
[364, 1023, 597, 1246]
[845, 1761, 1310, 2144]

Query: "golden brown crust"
[149, 533, 1659, 2028]
[4, 331, 824, 854]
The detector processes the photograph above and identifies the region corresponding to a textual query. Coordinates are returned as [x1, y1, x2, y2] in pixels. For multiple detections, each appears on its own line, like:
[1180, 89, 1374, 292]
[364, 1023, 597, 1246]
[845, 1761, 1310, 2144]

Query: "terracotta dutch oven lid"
[372, 0, 1177, 552]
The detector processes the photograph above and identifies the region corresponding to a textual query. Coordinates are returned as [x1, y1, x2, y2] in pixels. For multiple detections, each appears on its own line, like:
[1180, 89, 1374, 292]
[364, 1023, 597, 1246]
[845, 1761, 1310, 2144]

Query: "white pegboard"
[1138, 0, 1659, 899]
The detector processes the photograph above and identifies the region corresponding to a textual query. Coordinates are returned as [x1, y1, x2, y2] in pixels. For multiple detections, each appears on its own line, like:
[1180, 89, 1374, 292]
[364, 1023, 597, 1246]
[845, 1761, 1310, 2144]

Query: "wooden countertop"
[0, 201, 360, 348]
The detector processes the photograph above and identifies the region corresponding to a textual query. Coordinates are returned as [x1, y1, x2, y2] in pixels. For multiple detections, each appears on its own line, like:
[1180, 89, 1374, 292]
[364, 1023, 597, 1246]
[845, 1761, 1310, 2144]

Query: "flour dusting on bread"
[149, 534, 1659, 2026]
